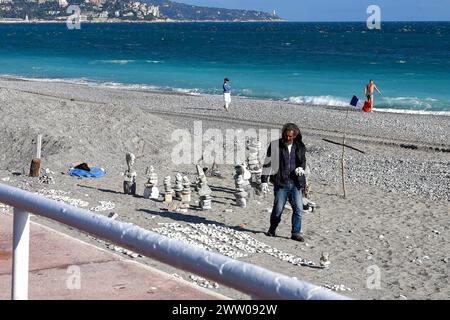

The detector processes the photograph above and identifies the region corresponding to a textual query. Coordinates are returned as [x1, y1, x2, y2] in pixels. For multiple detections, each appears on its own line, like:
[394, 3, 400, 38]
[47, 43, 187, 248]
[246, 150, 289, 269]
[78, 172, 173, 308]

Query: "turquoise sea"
[1, 22, 449, 113]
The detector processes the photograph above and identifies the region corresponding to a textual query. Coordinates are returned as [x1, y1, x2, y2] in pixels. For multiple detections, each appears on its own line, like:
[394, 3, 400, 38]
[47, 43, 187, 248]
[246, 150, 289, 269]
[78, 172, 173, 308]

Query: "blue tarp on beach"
[68, 167, 106, 178]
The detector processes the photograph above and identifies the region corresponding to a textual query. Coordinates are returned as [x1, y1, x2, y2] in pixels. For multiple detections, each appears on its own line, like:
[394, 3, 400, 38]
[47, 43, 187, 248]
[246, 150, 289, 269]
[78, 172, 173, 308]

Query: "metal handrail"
[0, 183, 348, 300]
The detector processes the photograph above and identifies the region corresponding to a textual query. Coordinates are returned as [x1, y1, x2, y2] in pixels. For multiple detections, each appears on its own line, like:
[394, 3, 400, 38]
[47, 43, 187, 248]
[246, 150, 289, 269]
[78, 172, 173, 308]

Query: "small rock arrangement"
[88, 235, 141, 259]
[163, 176, 174, 204]
[198, 180, 212, 210]
[320, 252, 331, 268]
[37, 189, 88, 208]
[123, 153, 137, 195]
[90, 201, 115, 212]
[323, 284, 353, 292]
[143, 166, 159, 199]
[234, 163, 252, 207]
[246, 138, 264, 196]
[39, 168, 55, 184]
[174, 173, 183, 200]
[189, 275, 219, 289]
[178, 176, 191, 212]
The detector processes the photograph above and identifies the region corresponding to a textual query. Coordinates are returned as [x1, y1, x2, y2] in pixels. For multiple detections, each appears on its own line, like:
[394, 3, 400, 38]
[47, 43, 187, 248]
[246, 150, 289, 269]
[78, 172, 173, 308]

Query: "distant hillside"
[0, 0, 282, 22]
[143, 0, 282, 21]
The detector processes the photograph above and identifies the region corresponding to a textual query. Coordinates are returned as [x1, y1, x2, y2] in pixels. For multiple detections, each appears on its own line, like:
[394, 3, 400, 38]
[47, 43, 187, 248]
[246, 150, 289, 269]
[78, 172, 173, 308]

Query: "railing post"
[36, 134, 42, 159]
[11, 208, 30, 300]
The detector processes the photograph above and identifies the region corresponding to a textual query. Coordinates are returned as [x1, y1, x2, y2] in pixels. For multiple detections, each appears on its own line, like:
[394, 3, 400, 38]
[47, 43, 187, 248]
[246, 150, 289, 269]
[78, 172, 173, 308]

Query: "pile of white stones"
[323, 284, 353, 292]
[88, 235, 141, 259]
[107, 244, 141, 259]
[189, 275, 220, 289]
[37, 189, 89, 208]
[152, 222, 319, 268]
[90, 201, 115, 212]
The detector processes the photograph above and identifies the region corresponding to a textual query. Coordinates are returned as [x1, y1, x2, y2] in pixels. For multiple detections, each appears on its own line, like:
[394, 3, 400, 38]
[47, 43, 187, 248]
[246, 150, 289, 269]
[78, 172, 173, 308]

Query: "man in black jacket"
[261, 123, 307, 242]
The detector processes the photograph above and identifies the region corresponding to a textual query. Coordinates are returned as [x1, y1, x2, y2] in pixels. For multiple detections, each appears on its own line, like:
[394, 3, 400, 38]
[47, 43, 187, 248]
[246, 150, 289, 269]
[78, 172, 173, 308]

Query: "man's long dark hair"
[282, 123, 303, 143]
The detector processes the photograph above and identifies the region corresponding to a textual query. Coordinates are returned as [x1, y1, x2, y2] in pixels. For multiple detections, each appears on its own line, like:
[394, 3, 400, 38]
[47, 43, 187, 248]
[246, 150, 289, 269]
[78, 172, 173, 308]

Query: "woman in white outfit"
[223, 78, 231, 111]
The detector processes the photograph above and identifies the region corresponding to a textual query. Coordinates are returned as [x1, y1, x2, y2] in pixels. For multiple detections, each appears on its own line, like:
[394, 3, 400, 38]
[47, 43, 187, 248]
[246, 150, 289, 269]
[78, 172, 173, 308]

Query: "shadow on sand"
[138, 208, 264, 236]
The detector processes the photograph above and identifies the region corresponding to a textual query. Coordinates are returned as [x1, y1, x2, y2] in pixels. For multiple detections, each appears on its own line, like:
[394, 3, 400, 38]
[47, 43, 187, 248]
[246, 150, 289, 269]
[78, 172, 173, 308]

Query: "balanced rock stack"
[246, 138, 263, 196]
[174, 173, 183, 200]
[143, 166, 159, 199]
[123, 152, 137, 195]
[39, 168, 55, 184]
[233, 137, 246, 165]
[194, 164, 205, 192]
[179, 176, 192, 212]
[163, 176, 174, 204]
[198, 175, 212, 210]
[211, 160, 221, 177]
[320, 252, 331, 268]
[234, 164, 252, 207]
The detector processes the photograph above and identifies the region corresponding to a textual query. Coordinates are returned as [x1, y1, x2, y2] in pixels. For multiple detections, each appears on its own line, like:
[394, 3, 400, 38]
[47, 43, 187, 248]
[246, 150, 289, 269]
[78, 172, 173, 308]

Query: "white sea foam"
[288, 94, 450, 116]
[99, 81, 202, 95]
[288, 95, 349, 107]
[241, 88, 253, 95]
[373, 108, 450, 116]
[0, 74, 203, 96]
[375, 97, 450, 116]
[172, 88, 202, 95]
[90, 60, 135, 65]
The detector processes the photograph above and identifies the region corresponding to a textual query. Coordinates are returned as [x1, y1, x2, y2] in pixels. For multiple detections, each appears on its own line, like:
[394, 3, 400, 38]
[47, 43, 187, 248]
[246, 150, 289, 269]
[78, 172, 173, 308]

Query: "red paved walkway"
[0, 212, 228, 300]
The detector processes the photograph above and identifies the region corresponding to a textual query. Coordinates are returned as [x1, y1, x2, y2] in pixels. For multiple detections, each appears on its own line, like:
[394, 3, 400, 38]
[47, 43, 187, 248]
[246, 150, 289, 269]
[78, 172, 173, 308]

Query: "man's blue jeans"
[270, 180, 303, 235]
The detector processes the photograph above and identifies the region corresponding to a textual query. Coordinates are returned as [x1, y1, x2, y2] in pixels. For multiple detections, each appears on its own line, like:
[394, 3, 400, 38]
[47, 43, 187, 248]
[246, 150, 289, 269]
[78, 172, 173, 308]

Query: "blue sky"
[178, 0, 450, 21]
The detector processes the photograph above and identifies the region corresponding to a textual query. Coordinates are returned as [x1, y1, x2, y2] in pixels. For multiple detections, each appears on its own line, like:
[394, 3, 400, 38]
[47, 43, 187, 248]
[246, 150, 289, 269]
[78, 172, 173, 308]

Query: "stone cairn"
[123, 153, 137, 195]
[246, 138, 263, 197]
[143, 166, 159, 199]
[163, 176, 174, 204]
[210, 157, 221, 177]
[320, 252, 331, 268]
[178, 176, 192, 212]
[194, 164, 203, 192]
[39, 168, 55, 184]
[195, 165, 212, 210]
[174, 173, 183, 200]
[233, 163, 252, 208]
[198, 177, 212, 210]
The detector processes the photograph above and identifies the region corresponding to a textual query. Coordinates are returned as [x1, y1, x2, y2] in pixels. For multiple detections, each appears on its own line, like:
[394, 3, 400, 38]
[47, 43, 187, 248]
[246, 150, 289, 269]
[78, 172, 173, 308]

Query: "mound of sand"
[0, 87, 175, 173]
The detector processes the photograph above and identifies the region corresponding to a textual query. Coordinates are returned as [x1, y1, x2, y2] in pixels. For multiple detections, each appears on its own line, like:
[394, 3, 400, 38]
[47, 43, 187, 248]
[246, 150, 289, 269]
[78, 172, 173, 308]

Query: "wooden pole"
[30, 134, 42, 177]
[341, 109, 349, 198]
[36, 134, 42, 159]
[29, 158, 41, 177]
